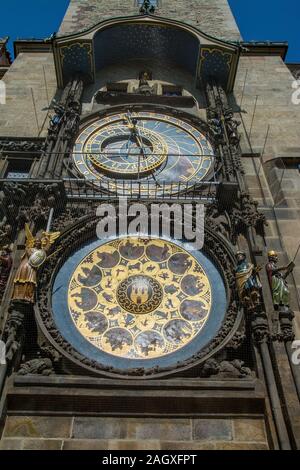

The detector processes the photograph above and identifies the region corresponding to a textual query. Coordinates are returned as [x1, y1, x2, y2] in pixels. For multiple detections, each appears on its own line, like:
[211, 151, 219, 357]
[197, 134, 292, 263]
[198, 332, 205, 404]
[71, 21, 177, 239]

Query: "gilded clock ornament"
[12, 224, 60, 304]
[67, 237, 212, 360]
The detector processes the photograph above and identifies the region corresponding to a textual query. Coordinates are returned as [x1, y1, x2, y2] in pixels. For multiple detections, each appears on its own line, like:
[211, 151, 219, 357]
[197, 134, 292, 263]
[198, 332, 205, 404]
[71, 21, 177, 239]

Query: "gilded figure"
[12, 224, 60, 304]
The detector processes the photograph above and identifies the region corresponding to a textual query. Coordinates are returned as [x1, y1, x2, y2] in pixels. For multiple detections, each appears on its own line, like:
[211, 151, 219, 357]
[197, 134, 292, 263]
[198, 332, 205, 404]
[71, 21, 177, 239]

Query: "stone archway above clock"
[53, 15, 239, 92]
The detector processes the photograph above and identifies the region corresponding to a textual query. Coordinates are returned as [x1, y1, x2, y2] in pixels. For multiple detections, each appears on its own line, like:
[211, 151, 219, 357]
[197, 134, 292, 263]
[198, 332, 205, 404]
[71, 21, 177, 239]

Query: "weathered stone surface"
[72, 417, 127, 440]
[0, 53, 57, 138]
[161, 441, 215, 450]
[72, 417, 191, 441]
[63, 440, 109, 450]
[234, 56, 300, 160]
[22, 439, 63, 450]
[0, 438, 23, 450]
[216, 442, 269, 450]
[127, 418, 191, 441]
[3, 416, 72, 439]
[233, 419, 267, 442]
[109, 440, 161, 450]
[58, 0, 241, 41]
[193, 419, 232, 441]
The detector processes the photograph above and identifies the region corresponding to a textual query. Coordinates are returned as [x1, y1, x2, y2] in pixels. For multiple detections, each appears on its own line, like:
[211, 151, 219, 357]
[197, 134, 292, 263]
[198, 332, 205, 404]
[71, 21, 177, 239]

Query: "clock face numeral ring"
[73, 111, 215, 193]
[87, 124, 168, 178]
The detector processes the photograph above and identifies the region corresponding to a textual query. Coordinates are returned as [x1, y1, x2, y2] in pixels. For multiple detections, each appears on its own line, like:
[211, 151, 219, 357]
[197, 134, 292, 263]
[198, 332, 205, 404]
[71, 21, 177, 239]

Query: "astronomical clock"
[72, 110, 215, 194]
[34, 106, 237, 378]
[28, 104, 238, 378]
[35, 218, 235, 378]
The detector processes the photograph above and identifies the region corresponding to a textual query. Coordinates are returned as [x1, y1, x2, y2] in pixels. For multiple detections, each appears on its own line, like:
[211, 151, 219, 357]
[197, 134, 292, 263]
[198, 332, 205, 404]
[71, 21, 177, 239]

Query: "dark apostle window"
[162, 85, 183, 97]
[106, 82, 128, 93]
[283, 157, 300, 173]
[5, 159, 32, 179]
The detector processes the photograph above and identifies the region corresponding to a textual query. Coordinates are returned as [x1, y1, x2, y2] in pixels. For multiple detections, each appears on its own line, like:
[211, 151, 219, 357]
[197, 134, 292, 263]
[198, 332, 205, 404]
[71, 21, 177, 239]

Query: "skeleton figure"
[12, 224, 60, 304]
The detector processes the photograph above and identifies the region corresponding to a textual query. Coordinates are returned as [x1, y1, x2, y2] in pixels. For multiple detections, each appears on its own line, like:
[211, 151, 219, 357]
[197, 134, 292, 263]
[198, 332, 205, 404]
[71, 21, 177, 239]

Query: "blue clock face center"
[101, 134, 153, 163]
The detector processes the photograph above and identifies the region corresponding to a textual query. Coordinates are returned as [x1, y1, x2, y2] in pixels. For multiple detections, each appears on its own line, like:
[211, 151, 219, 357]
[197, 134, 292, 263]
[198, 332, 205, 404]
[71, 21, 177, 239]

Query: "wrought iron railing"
[63, 178, 219, 202]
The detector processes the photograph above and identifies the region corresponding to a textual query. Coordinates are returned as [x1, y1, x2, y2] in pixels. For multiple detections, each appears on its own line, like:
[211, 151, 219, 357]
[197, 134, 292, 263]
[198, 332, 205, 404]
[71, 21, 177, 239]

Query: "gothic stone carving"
[199, 358, 253, 379]
[0, 139, 44, 153]
[0, 245, 12, 301]
[17, 357, 54, 376]
[3, 301, 26, 365]
[0, 182, 66, 229]
[231, 192, 267, 243]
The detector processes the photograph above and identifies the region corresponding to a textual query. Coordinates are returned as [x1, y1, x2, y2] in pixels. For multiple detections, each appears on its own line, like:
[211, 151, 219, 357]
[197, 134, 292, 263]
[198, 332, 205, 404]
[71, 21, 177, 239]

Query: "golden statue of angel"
[12, 224, 60, 304]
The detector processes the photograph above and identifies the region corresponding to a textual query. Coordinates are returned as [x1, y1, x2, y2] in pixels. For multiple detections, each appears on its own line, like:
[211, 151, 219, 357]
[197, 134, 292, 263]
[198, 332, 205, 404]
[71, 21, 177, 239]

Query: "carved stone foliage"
[214, 192, 267, 244]
[206, 196, 266, 246]
[277, 306, 295, 342]
[35, 212, 241, 379]
[0, 245, 12, 301]
[3, 301, 26, 365]
[0, 139, 44, 153]
[199, 357, 253, 379]
[0, 182, 66, 229]
[225, 326, 246, 350]
[250, 308, 270, 345]
[17, 343, 62, 377]
[47, 78, 83, 143]
[206, 83, 244, 179]
[51, 206, 89, 233]
[206, 202, 231, 240]
[17, 357, 54, 376]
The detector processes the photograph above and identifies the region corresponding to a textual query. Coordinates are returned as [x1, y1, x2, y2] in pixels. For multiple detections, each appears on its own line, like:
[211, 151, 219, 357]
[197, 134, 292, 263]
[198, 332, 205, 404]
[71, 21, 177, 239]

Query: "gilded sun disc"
[67, 237, 213, 360]
[117, 275, 163, 315]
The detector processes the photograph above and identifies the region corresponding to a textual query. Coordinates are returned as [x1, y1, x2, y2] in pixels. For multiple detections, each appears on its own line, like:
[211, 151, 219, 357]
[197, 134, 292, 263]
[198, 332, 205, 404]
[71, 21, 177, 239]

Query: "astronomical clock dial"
[52, 237, 227, 372]
[73, 111, 214, 194]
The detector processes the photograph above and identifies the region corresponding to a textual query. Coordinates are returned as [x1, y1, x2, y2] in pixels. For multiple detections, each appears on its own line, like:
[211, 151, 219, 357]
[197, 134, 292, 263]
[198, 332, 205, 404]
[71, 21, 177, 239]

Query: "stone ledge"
[13, 375, 257, 390]
[0, 438, 269, 451]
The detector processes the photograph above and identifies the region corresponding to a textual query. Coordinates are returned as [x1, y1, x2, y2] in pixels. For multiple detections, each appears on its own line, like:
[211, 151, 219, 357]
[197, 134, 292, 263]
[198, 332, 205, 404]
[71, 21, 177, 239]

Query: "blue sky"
[229, 0, 300, 62]
[1, 0, 299, 62]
